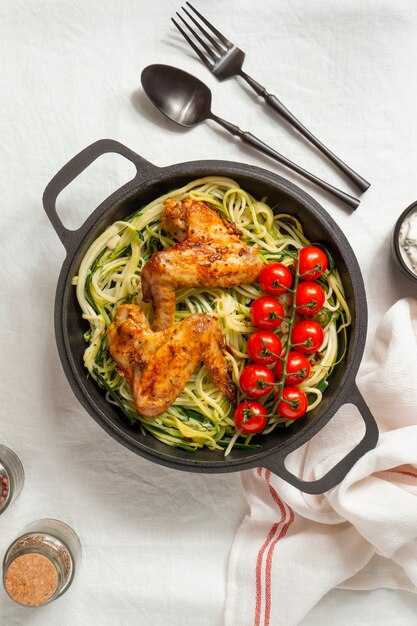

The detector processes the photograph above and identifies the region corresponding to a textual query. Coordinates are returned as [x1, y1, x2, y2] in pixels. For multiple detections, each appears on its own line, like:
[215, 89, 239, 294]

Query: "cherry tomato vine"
[234, 245, 330, 434]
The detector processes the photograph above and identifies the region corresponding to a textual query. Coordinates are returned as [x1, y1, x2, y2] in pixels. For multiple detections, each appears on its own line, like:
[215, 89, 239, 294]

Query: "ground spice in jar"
[0, 446, 24, 514]
[0, 471, 9, 507]
[3, 521, 81, 606]
[5, 553, 58, 606]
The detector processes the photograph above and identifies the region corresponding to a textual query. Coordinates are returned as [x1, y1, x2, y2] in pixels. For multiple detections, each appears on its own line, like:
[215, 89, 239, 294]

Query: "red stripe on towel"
[395, 470, 417, 478]
[263, 472, 295, 626]
[254, 469, 286, 626]
[253, 469, 294, 626]
[254, 519, 279, 626]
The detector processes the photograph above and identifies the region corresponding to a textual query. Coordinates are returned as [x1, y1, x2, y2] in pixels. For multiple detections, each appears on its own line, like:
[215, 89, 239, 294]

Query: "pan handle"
[43, 139, 159, 250]
[262, 383, 378, 494]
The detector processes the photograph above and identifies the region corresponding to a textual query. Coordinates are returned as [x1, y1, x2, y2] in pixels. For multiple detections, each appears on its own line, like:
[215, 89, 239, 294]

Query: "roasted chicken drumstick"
[107, 304, 236, 418]
[141, 197, 263, 330]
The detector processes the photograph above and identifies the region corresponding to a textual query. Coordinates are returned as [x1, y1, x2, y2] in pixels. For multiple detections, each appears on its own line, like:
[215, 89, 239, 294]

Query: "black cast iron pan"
[43, 139, 378, 494]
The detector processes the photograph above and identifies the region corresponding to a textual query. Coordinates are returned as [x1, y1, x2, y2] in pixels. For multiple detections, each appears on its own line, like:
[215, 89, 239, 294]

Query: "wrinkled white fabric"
[2, 0, 417, 624]
[226, 299, 417, 626]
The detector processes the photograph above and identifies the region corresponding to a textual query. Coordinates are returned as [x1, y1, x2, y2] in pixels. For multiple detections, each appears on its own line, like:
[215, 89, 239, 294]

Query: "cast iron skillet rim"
[54, 157, 367, 471]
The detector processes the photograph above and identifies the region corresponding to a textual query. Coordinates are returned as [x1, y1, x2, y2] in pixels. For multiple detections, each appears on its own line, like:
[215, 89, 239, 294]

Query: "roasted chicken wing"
[141, 197, 263, 330]
[107, 304, 236, 418]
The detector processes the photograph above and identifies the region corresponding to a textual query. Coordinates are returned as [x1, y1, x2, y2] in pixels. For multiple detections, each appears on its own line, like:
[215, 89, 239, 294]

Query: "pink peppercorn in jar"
[0, 444, 24, 515]
[2, 519, 82, 607]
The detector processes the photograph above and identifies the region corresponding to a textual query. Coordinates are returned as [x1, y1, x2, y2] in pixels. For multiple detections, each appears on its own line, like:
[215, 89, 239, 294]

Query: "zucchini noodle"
[74, 177, 351, 454]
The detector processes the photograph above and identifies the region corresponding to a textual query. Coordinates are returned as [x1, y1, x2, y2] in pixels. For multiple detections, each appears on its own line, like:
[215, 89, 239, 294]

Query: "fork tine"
[181, 7, 225, 55]
[176, 12, 222, 60]
[171, 17, 216, 70]
[185, 2, 233, 49]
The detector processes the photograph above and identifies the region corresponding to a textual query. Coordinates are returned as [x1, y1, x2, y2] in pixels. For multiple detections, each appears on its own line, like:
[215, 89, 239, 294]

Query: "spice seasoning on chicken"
[141, 197, 263, 331]
[4, 553, 58, 606]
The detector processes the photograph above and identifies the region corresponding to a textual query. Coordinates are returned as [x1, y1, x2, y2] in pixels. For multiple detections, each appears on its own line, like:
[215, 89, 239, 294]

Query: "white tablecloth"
[1, 0, 417, 624]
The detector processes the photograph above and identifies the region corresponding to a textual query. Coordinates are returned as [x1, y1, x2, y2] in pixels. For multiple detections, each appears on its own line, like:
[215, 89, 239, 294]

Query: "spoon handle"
[239, 71, 370, 194]
[211, 115, 360, 210]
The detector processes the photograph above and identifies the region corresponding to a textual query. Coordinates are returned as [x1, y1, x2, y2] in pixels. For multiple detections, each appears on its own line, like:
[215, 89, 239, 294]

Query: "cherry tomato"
[249, 296, 285, 331]
[298, 246, 328, 280]
[258, 263, 293, 296]
[275, 386, 308, 420]
[246, 331, 282, 365]
[291, 320, 324, 354]
[295, 281, 326, 316]
[234, 400, 268, 434]
[239, 364, 275, 398]
[275, 351, 311, 386]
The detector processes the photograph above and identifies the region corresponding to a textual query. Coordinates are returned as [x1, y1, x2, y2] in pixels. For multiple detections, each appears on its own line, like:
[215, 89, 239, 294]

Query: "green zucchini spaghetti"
[73, 176, 351, 455]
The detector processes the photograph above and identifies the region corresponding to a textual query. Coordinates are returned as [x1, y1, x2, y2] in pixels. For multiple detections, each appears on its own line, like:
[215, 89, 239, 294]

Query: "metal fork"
[172, 3, 370, 194]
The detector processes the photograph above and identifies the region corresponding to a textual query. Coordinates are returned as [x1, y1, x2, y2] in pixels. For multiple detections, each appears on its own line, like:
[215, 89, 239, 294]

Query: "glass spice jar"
[2, 519, 82, 607]
[0, 444, 24, 515]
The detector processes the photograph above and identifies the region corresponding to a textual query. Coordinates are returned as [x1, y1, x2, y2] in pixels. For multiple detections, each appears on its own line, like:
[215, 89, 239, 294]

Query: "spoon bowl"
[141, 64, 212, 127]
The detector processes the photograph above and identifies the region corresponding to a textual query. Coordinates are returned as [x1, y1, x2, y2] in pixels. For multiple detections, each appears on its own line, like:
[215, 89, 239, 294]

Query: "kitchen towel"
[225, 297, 417, 626]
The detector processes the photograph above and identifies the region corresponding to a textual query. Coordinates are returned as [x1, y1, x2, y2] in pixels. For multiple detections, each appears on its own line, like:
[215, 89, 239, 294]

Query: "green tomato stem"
[296, 300, 318, 310]
[271, 250, 301, 417]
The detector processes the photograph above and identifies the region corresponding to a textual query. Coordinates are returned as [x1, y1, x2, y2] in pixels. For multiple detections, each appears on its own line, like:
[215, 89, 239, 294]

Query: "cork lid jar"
[2, 519, 81, 607]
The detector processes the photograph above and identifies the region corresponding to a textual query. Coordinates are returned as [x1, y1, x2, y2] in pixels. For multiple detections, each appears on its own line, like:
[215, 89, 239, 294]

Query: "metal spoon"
[141, 64, 360, 210]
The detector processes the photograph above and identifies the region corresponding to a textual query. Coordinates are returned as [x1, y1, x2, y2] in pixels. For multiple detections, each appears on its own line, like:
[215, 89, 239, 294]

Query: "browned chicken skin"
[141, 197, 263, 330]
[107, 304, 236, 418]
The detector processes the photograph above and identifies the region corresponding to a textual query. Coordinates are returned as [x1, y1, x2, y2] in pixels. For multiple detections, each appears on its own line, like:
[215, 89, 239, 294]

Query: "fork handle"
[239, 71, 370, 193]
[211, 115, 360, 209]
